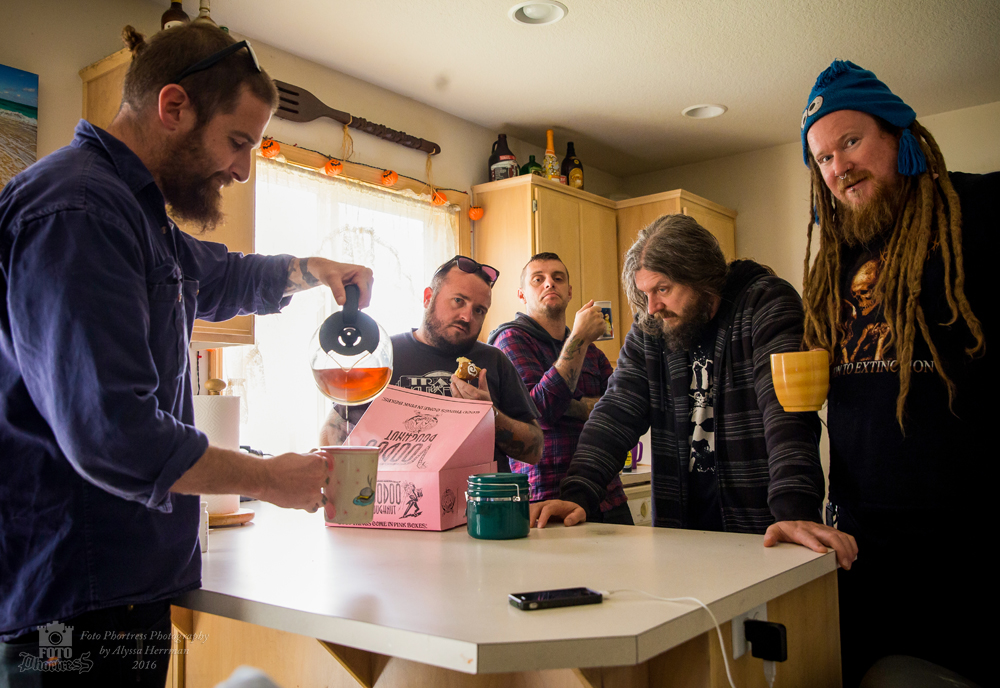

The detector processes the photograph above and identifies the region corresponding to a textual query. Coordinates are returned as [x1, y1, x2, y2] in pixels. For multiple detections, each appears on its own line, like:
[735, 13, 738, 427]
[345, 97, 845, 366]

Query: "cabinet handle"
[640, 502, 648, 518]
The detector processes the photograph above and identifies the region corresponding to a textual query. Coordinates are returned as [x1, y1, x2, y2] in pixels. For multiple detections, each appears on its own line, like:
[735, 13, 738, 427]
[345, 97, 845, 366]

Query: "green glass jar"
[466, 473, 530, 540]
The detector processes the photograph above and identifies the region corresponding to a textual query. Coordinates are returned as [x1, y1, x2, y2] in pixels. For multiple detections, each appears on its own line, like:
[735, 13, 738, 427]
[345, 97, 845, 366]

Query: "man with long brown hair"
[0, 23, 372, 684]
[532, 215, 857, 569]
[800, 60, 993, 686]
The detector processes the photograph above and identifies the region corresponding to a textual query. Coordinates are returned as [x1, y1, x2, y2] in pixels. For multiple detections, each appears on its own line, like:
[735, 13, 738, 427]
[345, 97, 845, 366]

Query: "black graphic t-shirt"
[341, 330, 539, 471]
[827, 172, 993, 524]
[686, 329, 723, 531]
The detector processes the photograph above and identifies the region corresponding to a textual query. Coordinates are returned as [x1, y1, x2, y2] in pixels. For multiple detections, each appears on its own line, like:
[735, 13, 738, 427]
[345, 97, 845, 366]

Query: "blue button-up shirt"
[0, 121, 293, 639]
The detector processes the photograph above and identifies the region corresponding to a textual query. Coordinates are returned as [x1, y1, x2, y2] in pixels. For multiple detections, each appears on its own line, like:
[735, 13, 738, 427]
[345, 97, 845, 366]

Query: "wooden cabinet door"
[578, 202, 620, 363]
[533, 186, 584, 318]
[534, 186, 622, 364]
[681, 202, 736, 260]
[615, 197, 681, 338]
[80, 49, 255, 346]
[472, 183, 534, 342]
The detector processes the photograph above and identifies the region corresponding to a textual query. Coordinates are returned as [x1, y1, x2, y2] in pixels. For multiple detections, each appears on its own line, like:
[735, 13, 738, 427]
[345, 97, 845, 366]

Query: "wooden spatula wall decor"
[273, 80, 441, 156]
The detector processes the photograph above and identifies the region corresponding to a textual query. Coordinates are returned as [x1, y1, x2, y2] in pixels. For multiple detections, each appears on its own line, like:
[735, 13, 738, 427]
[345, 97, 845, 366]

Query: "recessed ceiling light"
[682, 104, 728, 119]
[509, 1, 568, 25]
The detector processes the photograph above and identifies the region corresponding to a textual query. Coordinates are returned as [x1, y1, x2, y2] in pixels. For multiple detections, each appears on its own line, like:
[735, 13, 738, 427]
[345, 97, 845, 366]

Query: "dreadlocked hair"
[801, 119, 985, 430]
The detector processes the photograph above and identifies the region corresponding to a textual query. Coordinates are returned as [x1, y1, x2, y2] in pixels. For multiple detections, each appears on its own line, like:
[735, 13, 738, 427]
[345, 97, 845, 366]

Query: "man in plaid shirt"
[488, 253, 633, 525]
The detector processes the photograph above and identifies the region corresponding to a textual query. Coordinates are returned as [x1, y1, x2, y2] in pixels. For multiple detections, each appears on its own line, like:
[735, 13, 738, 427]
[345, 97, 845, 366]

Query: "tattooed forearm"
[495, 415, 543, 465]
[284, 258, 323, 296]
[553, 336, 587, 392]
[319, 408, 349, 446]
[559, 336, 585, 361]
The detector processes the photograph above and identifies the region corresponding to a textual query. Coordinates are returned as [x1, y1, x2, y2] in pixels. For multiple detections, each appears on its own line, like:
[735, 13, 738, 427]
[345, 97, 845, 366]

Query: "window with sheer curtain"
[223, 156, 459, 455]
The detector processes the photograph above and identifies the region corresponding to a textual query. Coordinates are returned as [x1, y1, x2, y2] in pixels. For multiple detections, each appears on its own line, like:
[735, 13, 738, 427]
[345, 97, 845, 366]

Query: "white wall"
[620, 100, 1000, 291]
[5, 0, 620, 199]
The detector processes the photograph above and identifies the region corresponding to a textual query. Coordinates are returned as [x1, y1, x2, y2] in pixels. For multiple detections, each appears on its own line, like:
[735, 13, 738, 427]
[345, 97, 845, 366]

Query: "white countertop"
[619, 462, 651, 487]
[178, 501, 834, 674]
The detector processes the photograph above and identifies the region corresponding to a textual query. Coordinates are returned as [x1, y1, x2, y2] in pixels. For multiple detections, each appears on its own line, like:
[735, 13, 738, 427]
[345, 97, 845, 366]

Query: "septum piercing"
[838, 172, 848, 180]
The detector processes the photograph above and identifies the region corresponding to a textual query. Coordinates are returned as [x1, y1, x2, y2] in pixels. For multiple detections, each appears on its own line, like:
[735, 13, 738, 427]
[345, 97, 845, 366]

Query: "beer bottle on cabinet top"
[160, 2, 190, 30]
[193, 0, 218, 26]
[488, 134, 519, 181]
[543, 130, 560, 182]
[520, 155, 544, 177]
[561, 142, 584, 190]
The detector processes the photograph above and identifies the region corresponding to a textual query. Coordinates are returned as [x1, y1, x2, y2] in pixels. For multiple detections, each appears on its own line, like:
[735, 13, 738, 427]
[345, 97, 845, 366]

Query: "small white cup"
[321, 446, 380, 525]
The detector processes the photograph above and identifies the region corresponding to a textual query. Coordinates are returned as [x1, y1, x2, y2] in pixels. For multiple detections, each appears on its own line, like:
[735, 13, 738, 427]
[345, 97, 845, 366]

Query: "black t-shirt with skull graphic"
[686, 325, 723, 531]
[827, 171, 994, 529]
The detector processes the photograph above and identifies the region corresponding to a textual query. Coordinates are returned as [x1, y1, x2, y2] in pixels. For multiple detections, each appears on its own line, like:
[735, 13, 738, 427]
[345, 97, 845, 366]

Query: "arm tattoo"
[495, 416, 543, 463]
[300, 258, 322, 288]
[495, 428, 525, 458]
[319, 409, 349, 445]
[284, 258, 322, 296]
[556, 337, 586, 389]
[559, 336, 585, 362]
[563, 366, 580, 390]
[496, 429, 543, 462]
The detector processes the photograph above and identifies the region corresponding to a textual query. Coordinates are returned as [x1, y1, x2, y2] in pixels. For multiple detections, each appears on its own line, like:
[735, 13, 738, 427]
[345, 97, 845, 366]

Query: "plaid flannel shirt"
[491, 315, 627, 510]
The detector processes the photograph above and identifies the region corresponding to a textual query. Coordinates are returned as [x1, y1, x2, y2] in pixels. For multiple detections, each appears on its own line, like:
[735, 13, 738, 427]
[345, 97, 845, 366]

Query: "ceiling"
[154, 0, 1000, 178]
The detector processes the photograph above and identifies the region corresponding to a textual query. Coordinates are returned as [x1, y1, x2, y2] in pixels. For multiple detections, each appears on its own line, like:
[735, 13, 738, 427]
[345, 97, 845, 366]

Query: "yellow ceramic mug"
[770, 350, 830, 412]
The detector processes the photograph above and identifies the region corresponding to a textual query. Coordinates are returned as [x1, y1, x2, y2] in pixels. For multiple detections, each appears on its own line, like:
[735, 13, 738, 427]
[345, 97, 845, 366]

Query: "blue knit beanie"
[800, 60, 926, 176]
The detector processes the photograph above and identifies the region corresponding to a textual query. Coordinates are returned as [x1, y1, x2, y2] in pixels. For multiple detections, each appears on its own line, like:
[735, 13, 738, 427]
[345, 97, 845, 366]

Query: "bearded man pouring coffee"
[800, 60, 993, 686]
[0, 23, 373, 684]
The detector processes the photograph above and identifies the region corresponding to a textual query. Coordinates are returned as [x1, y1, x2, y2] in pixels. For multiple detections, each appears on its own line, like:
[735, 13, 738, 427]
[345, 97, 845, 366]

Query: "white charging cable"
[599, 589, 738, 688]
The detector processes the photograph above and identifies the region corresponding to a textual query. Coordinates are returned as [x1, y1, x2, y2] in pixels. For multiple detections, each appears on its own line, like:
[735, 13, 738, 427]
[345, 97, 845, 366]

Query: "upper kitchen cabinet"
[79, 49, 256, 346]
[615, 190, 736, 343]
[471, 175, 620, 363]
[472, 177, 737, 364]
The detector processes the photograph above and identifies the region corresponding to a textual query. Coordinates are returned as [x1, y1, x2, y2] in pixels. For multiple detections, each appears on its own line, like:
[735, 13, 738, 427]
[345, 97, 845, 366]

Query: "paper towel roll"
[193, 395, 241, 515]
[192, 395, 241, 449]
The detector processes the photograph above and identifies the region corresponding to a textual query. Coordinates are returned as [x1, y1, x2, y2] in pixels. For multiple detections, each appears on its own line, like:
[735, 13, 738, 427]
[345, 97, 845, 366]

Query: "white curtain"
[223, 157, 459, 455]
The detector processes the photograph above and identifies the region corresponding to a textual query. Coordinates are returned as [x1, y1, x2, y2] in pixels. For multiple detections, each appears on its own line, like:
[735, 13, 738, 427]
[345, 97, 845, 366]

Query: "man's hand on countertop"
[764, 520, 858, 570]
[531, 499, 587, 528]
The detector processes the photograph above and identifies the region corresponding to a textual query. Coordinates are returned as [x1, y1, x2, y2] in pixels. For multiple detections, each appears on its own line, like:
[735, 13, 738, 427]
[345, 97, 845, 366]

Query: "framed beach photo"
[0, 63, 38, 190]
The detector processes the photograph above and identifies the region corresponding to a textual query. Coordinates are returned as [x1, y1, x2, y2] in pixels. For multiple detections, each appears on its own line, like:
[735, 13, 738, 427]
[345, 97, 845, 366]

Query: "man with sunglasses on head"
[0, 23, 373, 684]
[322, 256, 543, 471]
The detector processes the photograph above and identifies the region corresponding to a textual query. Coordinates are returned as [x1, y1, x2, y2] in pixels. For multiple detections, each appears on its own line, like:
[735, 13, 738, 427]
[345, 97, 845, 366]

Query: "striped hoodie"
[560, 260, 824, 533]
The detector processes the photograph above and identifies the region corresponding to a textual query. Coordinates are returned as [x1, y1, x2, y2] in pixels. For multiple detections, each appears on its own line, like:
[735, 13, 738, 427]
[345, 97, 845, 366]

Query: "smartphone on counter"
[509, 587, 603, 611]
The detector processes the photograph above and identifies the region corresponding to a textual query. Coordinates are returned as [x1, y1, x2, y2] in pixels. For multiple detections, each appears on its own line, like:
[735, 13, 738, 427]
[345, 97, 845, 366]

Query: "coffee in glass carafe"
[308, 284, 393, 406]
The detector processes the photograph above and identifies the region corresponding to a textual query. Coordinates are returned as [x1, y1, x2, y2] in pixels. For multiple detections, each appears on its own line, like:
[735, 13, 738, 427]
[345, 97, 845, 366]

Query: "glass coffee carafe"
[309, 284, 392, 406]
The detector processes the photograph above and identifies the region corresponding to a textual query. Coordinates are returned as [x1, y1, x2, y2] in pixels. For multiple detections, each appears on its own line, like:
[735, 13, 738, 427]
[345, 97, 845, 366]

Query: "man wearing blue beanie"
[799, 60, 993, 686]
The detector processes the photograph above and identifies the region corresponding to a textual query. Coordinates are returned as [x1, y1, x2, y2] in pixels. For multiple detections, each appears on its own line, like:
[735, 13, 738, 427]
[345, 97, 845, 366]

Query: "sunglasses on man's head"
[439, 256, 500, 288]
[173, 39, 261, 84]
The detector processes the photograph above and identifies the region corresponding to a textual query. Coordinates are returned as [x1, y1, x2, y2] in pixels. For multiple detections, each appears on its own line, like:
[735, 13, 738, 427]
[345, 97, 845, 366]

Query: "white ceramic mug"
[321, 446, 380, 525]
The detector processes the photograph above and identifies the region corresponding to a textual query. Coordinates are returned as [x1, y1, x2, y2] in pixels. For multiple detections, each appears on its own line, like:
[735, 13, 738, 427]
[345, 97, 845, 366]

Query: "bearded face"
[835, 171, 904, 247]
[157, 125, 231, 232]
[656, 288, 717, 352]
